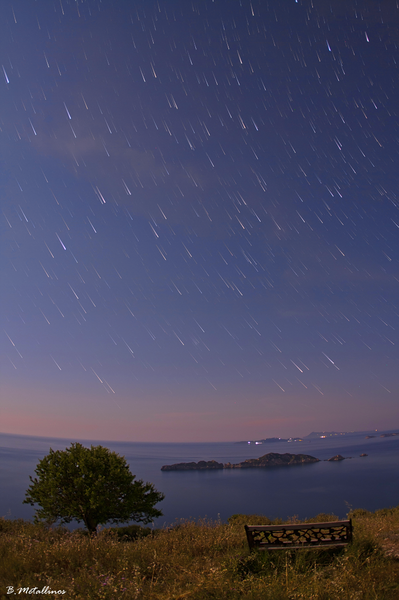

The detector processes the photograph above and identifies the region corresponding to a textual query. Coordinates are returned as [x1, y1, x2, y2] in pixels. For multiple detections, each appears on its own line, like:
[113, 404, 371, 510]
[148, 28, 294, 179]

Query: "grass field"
[1, 507, 398, 599]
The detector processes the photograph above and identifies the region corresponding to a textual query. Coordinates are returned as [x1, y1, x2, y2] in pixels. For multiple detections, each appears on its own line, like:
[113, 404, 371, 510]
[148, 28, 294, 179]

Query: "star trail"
[1, 0, 398, 442]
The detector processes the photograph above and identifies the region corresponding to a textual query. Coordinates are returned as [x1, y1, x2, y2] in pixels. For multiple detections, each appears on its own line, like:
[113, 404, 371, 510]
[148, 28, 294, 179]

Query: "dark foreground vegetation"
[1, 507, 399, 599]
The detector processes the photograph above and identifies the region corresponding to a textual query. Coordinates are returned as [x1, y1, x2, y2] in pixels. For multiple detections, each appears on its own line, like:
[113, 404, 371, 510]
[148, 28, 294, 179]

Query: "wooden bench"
[245, 519, 352, 551]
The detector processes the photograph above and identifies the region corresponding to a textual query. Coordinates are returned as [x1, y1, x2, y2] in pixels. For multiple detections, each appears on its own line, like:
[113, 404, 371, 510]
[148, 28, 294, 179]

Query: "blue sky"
[1, 0, 398, 441]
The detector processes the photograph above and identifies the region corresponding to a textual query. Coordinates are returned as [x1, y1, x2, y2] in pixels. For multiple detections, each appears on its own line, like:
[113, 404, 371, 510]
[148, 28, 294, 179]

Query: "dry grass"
[1, 507, 399, 599]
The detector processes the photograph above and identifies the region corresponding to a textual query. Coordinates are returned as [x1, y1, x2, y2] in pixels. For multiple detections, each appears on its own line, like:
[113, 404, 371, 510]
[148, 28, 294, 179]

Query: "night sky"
[1, 0, 398, 442]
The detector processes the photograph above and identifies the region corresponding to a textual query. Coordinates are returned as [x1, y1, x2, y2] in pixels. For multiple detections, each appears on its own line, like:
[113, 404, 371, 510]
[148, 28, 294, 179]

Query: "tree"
[23, 443, 164, 533]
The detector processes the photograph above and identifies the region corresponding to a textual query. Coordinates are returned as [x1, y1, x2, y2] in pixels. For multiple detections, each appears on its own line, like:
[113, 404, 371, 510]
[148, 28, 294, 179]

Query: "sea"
[1, 431, 398, 529]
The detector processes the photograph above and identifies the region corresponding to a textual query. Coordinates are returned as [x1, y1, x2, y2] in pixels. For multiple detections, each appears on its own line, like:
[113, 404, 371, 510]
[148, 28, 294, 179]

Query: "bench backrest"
[245, 520, 352, 550]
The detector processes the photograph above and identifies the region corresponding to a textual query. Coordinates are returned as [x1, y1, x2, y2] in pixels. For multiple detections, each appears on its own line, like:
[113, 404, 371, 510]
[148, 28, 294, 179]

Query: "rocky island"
[161, 452, 319, 471]
[327, 454, 346, 461]
[224, 452, 319, 468]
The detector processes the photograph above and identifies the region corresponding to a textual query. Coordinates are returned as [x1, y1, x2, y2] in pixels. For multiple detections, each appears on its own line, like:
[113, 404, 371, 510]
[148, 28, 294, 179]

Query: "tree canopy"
[24, 443, 164, 533]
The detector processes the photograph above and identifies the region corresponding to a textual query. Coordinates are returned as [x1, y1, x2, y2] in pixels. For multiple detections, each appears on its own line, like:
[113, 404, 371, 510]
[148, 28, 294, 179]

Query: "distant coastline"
[235, 430, 399, 445]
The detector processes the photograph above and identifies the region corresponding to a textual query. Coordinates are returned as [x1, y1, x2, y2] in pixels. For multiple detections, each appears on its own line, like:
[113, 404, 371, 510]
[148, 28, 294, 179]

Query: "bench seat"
[245, 519, 352, 551]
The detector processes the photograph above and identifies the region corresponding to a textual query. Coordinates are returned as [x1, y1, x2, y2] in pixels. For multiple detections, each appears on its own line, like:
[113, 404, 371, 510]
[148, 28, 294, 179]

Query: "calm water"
[1, 432, 398, 528]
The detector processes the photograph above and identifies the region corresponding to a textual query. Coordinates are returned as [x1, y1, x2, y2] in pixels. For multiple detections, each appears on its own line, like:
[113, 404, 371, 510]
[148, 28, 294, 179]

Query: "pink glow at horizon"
[1, 380, 395, 443]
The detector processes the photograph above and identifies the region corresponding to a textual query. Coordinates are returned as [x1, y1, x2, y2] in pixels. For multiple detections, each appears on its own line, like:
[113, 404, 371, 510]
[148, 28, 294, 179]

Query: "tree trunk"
[83, 514, 98, 534]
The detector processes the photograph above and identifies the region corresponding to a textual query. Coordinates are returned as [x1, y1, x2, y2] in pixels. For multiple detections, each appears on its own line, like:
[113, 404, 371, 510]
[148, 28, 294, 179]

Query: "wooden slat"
[245, 520, 351, 532]
[256, 542, 349, 550]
